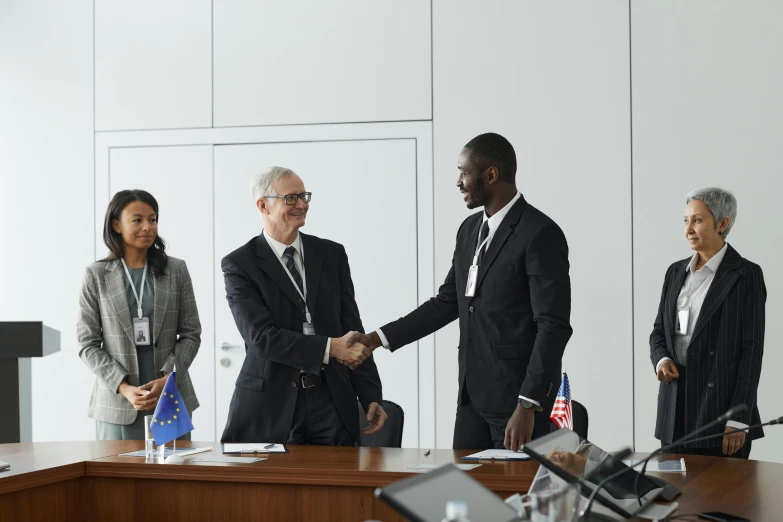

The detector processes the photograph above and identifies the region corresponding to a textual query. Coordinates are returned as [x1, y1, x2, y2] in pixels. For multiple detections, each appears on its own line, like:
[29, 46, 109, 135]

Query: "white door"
[107, 145, 216, 442]
[213, 139, 421, 447]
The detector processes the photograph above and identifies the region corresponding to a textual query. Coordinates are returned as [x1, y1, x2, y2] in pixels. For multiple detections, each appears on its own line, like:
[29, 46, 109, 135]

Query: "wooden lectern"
[0, 322, 60, 443]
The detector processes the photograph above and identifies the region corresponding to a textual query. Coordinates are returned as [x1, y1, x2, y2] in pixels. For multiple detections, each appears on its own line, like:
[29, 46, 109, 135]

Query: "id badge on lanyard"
[121, 259, 151, 346]
[465, 232, 491, 297]
[278, 240, 316, 335]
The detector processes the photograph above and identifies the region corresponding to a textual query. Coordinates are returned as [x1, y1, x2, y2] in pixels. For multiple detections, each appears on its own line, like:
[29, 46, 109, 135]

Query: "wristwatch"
[518, 398, 543, 411]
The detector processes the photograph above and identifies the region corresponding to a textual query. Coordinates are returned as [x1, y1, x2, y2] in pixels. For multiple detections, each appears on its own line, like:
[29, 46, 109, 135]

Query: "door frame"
[95, 121, 436, 446]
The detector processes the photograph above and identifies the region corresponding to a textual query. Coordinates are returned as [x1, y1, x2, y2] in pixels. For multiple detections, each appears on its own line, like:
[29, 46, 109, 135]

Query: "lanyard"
[120, 258, 148, 319]
[277, 239, 312, 324]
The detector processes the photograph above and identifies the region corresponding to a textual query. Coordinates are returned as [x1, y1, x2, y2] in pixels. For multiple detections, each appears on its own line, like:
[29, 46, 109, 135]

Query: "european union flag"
[150, 372, 193, 445]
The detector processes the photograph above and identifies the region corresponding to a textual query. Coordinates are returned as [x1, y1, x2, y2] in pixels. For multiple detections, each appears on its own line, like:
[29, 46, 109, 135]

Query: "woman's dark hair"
[102, 190, 168, 277]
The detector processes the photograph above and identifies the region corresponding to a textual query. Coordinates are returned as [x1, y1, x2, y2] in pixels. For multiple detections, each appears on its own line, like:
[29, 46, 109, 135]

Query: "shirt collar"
[482, 191, 522, 232]
[263, 230, 301, 260]
[687, 242, 729, 274]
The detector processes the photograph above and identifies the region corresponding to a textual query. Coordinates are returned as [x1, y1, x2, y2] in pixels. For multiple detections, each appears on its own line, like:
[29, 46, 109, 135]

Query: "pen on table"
[423, 450, 431, 457]
[263, 444, 276, 449]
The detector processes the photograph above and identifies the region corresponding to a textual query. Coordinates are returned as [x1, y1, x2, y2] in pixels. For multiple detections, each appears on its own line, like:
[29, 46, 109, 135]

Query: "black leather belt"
[300, 372, 321, 389]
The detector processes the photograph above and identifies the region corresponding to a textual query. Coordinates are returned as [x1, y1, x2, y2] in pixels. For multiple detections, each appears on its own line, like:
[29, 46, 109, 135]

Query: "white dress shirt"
[263, 231, 331, 365]
[655, 243, 746, 430]
[377, 193, 540, 407]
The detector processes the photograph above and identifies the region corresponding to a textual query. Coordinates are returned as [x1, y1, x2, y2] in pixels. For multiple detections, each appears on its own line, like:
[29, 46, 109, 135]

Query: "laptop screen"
[524, 429, 662, 518]
[376, 464, 520, 522]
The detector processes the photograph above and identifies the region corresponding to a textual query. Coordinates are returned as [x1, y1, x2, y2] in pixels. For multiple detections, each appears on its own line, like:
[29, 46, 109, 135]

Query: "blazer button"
[707, 382, 714, 389]
[291, 381, 297, 388]
[710, 351, 715, 356]
[469, 306, 475, 313]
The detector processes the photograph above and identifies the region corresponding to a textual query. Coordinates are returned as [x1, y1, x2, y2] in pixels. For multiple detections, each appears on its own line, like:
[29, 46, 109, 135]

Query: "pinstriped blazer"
[650, 244, 765, 447]
[78, 257, 201, 425]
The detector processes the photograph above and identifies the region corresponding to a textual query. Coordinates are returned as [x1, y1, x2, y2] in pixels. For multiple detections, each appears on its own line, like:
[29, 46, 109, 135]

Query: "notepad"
[192, 456, 266, 464]
[221, 443, 287, 454]
[461, 449, 531, 461]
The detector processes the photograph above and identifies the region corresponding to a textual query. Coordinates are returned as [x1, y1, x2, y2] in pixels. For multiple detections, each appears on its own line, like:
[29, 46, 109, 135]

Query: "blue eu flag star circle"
[149, 372, 194, 446]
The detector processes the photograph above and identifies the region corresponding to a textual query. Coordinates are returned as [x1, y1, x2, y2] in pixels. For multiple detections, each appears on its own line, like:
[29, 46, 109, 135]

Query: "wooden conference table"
[0, 441, 780, 521]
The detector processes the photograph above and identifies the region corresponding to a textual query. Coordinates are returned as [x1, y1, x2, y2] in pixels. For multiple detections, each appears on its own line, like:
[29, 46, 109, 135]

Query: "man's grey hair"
[250, 166, 296, 202]
[686, 187, 738, 238]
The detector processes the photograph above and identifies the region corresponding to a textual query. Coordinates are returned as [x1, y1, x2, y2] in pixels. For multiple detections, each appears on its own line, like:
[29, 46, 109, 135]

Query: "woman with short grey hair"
[649, 187, 765, 459]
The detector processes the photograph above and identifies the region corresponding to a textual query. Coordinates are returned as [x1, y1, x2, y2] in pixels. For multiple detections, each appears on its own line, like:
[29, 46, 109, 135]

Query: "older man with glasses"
[220, 166, 387, 446]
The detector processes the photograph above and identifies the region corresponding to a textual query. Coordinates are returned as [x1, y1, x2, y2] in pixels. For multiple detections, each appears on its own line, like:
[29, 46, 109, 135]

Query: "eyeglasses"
[264, 192, 312, 206]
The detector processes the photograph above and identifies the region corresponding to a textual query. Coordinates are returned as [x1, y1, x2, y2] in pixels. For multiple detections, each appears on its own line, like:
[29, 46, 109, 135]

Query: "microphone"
[632, 403, 749, 504]
[578, 410, 780, 521]
[715, 404, 749, 423]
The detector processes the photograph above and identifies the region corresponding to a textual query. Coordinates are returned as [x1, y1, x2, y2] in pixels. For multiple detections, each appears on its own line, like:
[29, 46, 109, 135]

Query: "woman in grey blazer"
[78, 190, 201, 440]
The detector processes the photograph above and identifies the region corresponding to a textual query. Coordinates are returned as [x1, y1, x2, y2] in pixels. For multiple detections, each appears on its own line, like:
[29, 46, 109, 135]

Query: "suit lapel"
[105, 260, 137, 347]
[255, 233, 305, 308]
[473, 197, 527, 292]
[152, 269, 170, 343]
[665, 262, 688, 351]
[689, 245, 742, 344]
[301, 234, 323, 312]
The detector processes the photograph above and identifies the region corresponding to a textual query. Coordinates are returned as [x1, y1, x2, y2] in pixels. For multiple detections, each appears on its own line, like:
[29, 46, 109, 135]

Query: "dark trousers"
[666, 363, 752, 459]
[452, 386, 554, 450]
[286, 371, 355, 446]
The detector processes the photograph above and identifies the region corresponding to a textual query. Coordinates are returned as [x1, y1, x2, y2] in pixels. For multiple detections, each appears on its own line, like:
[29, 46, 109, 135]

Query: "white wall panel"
[0, 0, 95, 442]
[632, 0, 783, 463]
[433, 0, 632, 450]
[95, 0, 212, 131]
[213, 0, 431, 126]
[108, 145, 216, 442]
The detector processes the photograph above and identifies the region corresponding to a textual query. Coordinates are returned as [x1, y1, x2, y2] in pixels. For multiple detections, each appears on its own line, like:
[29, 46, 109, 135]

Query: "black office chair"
[358, 399, 404, 448]
[550, 399, 589, 441]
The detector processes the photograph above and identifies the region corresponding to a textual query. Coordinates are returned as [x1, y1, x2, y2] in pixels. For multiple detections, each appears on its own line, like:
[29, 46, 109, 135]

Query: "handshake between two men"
[329, 331, 383, 370]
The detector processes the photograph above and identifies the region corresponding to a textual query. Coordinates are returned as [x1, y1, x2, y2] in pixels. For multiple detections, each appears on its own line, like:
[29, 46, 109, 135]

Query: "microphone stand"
[578, 414, 782, 522]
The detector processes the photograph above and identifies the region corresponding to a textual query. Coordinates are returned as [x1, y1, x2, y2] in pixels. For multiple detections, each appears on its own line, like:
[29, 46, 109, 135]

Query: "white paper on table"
[622, 459, 686, 473]
[222, 443, 287, 454]
[461, 449, 531, 461]
[407, 463, 482, 470]
[192, 455, 266, 464]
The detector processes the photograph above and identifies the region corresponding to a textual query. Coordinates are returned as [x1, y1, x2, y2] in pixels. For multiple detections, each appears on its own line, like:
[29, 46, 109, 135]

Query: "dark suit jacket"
[382, 195, 572, 416]
[650, 244, 766, 446]
[220, 232, 383, 444]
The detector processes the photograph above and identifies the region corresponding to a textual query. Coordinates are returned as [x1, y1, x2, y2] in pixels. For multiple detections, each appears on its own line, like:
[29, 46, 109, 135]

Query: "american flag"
[550, 373, 573, 429]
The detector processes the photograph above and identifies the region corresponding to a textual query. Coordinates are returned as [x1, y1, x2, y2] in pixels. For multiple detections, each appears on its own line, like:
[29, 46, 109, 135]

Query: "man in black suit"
[353, 133, 572, 451]
[221, 166, 387, 445]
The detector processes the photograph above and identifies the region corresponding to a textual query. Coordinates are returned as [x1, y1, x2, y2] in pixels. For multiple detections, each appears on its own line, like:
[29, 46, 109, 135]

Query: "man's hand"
[119, 381, 156, 411]
[362, 402, 388, 435]
[330, 331, 370, 369]
[656, 360, 680, 383]
[505, 404, 535, 451]
[723, 425, 746, 456]
[349, 331, 383, 352]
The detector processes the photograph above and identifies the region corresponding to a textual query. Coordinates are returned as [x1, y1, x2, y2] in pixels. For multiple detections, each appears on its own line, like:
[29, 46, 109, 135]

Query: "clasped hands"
[118, 374, 168, 411]
[329, 331, 382, 370]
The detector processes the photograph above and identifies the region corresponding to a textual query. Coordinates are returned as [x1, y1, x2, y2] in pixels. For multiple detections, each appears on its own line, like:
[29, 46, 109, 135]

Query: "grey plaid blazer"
[78, 256, 201, 425]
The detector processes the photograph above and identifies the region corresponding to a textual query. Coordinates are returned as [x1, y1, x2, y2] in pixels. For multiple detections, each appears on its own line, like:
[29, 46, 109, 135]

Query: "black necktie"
[477, 220, 490, 266]
[283, 246, 306, 314]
